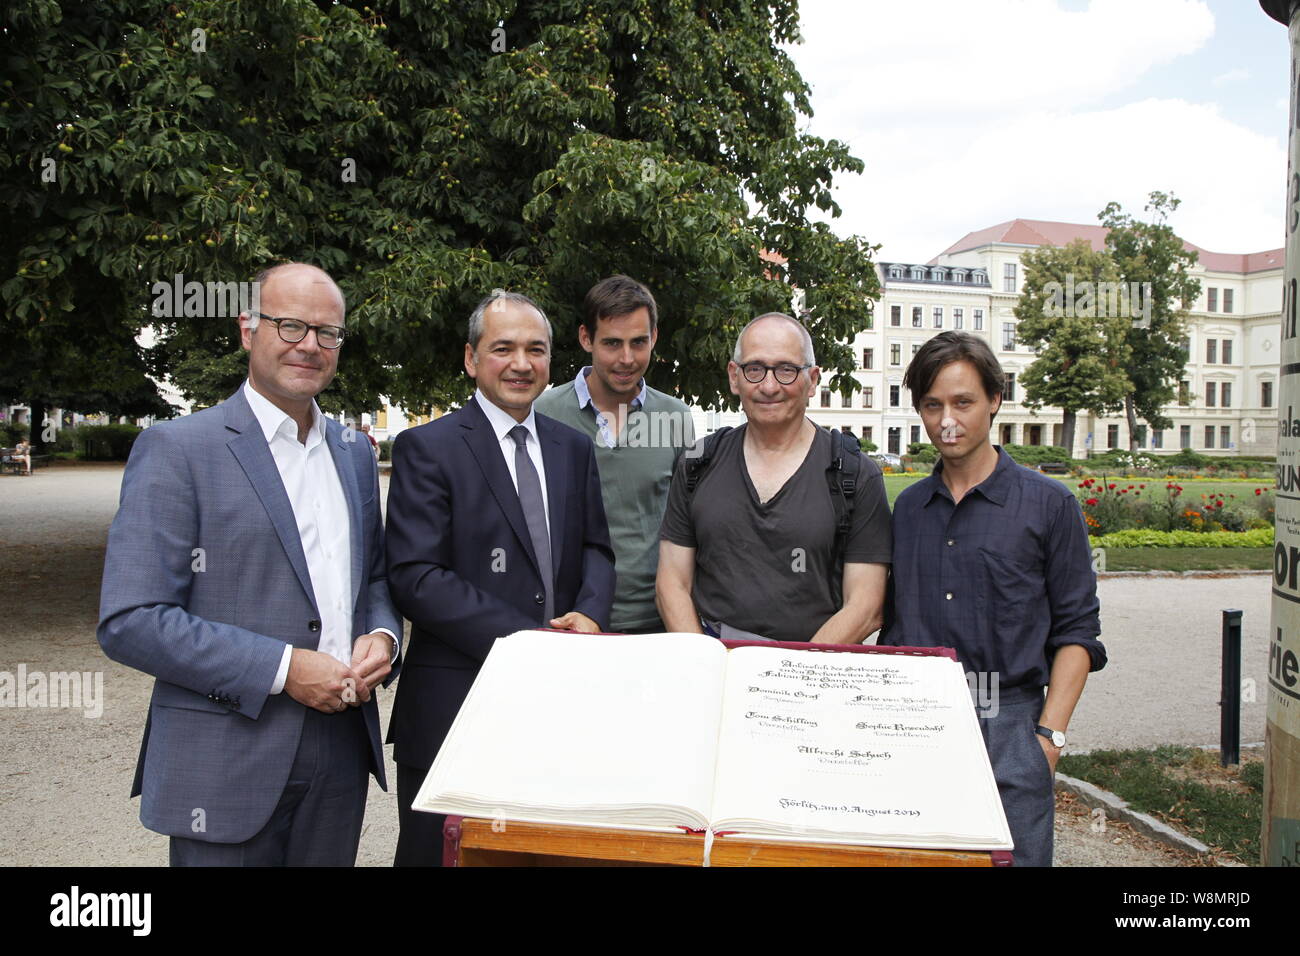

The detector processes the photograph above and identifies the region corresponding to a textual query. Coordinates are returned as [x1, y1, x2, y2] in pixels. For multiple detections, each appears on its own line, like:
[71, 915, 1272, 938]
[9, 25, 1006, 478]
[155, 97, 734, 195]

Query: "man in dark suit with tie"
[385, 289, 616, 866]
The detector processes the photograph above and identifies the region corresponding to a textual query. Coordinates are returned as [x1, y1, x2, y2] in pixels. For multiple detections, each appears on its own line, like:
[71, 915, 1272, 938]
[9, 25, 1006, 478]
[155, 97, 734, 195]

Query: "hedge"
[1091, 528, 1274, 549]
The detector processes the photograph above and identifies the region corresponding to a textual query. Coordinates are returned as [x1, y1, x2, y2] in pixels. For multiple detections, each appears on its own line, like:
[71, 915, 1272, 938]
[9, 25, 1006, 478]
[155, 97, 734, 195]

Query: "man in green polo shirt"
[535, 275, 695, 633]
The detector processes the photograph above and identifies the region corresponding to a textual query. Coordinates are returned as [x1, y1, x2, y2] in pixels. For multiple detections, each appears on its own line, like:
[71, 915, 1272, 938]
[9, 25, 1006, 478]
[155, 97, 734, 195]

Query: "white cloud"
[792, 0, 1215, 127]
[818, 98, 1284, 262]
[781, 0, 1283, 261]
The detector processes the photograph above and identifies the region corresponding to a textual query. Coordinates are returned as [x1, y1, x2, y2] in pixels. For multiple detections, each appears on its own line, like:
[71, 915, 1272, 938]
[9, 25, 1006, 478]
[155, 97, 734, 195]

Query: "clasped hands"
[284, 632, 394, 714]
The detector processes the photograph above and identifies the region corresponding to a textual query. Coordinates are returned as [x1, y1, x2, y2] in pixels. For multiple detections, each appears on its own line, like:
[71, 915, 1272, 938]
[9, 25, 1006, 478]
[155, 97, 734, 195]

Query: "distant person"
[360, 423, 380, 460]
[882, 330, 1107, 867]
[535, 275, 695, 633]
[657, 312, 891, 643]
[11, 438, 32, 475]
[98, 263, 401, 866]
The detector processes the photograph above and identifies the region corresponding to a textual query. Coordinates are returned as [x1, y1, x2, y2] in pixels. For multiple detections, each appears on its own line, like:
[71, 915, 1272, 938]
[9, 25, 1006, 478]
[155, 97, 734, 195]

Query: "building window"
[1221, 425, 1231, 448]
[1107, 424, 1119, 449]
[1181, 337, 1191, 360]
[1223, 289, 1234, 313]
[863, 387, 874, 408]
[933, 306, 943, 329]
[889, 385, 900, 407]
[911, 267, 925, 281]
[863, 426, 873, 443]
[1002, 322, 1016, 351]
[1003, 262, 1017, 293]
[973, 308, 984, 331]
[1152, 429, 1163, 449]
[1206, 339, 1217, 364]
[1180, 425, 1191, 449]
[953, 307, 964, 329]
[1263, 381, 1274, 408]
[842, 392, 851, 408]
[1204, 426, 1215, 449]
[1206, 382, 1216, 408]
[910, 425, 921, 445]
[1222, 339, 1233, 364]
[890, 305, 901, 327]
[820, 388, 831, 408]
[912, 306, 923, 328]
[1207, 287, 1218, 312]
[890, 343, 901, 366]
[1135, 424, 1147, 448]
[912, 343, 921, 357]
[841, 425, 854, 437]
[1002, 373, 1016, 403]
[889, 266, 903, 279]
[887, 427, 901, 455]
[1221, 382, 1231, 408]
[1178, 380, 1190, 406]
[862, 348, 874, 369]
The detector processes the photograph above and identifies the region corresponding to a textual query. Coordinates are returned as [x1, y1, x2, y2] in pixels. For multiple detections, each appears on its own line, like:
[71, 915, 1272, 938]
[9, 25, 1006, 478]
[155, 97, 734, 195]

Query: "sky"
[786, 0, 1289, 263]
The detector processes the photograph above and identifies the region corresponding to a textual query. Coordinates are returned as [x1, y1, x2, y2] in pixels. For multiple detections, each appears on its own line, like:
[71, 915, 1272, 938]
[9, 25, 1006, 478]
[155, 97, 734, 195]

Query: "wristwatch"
[1035, 725, 1067, 748]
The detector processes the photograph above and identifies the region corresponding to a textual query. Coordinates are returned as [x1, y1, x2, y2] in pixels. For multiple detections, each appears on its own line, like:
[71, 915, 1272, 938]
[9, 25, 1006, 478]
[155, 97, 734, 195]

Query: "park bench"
[2, 447, 50, 474]
[1037, 461, 1070, 475]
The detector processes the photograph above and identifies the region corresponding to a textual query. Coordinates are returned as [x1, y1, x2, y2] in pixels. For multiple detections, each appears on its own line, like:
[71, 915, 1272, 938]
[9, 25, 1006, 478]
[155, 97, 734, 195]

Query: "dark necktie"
[509, 425, 553, 622]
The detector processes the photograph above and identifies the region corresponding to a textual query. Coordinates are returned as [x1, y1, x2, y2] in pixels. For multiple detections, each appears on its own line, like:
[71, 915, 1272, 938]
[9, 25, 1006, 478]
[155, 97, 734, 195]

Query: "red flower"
[1139, 484, 1146, 489]
[1086, 498, 1099, 506]
[1216, 501, 1224, 509]
[1256, 488, 1263, 496]
[1120, 489, 1128, 494]
[1108, 483, 1116, 490]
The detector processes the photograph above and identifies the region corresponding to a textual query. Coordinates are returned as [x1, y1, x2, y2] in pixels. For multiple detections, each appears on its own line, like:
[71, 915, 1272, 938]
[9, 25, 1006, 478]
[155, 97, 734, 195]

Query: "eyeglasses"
[251, 312, 346, 349]
[739, 362, 811, 385]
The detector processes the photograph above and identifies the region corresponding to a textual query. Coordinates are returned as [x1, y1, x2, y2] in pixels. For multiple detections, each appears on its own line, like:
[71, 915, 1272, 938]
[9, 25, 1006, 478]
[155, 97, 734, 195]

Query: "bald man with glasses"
[657, 312, 891, 644]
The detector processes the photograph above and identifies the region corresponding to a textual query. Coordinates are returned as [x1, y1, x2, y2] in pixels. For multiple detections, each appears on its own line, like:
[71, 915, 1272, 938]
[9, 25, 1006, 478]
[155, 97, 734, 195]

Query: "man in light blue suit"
[99, 263, 402, 866]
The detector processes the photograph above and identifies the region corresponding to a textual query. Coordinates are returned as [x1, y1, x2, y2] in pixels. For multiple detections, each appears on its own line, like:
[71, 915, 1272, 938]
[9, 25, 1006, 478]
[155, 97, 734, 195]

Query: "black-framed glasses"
[251, 312, 346, 349]
[739, 362, 811, 385]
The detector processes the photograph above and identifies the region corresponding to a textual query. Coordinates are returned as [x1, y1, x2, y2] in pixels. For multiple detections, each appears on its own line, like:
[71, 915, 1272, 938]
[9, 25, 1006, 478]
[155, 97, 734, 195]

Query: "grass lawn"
[1098, 547, 1272, 572]
[1057, 745, 1263, 865]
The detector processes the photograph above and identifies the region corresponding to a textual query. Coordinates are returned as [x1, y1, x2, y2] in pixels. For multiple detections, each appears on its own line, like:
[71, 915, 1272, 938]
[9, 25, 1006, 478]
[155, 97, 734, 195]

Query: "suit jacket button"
[534, 592, 544, 605]
[308, 619, 321, 632]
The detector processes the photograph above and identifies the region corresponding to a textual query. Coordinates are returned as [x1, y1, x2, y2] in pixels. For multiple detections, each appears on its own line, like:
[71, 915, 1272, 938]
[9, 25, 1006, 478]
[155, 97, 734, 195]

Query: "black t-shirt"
[659, 424, 892, 641]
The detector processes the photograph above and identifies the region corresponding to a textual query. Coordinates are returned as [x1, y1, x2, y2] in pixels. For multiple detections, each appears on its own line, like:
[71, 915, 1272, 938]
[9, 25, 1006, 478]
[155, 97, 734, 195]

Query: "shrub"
[0, 423, 30, 446]
[1092, 527, 1273, 548]
[858, 437, 877, 453]
[1004, 444, 1071, 465]
[378, 439, 393, 462]
[906, 442, 937, 463]
[72, 424, 142, 460]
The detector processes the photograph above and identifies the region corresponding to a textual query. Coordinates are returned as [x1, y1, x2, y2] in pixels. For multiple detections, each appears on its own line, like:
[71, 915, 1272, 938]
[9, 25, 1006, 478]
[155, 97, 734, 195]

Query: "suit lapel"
[460, 401, 543, 579]
[223, 389, 318, 612]
[327, 423, 364, 611]
[538, 415, 566, 576]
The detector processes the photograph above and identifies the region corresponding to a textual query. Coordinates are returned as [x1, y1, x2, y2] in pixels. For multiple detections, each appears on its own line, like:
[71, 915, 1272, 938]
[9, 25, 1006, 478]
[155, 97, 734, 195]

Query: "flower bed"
[1077, 476, 1274, 536]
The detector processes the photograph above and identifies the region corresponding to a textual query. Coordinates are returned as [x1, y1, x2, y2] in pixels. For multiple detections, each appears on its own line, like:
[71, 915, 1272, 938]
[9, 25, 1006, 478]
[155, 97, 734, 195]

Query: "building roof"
[929, 217, 1283, 275]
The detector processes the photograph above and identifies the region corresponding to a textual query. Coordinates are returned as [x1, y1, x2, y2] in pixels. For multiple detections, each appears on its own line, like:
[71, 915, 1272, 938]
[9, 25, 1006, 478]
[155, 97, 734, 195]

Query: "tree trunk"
[1125, 395, 1140, 454]
[1061, 410, 1076, 458]
[29, 398, 48, 454]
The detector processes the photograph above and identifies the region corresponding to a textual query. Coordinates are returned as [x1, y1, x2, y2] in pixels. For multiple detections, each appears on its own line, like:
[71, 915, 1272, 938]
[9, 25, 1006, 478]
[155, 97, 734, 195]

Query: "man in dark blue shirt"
[882, 330, 1106, 866]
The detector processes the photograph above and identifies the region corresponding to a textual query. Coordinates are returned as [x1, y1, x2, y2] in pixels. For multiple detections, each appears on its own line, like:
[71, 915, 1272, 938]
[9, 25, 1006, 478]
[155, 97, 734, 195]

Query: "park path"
[0, 463, 1254, 866]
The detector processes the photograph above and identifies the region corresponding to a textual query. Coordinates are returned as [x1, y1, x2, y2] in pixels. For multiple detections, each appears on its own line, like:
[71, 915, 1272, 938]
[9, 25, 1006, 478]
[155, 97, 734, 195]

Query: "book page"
[708, 647, 1011, 849]
[413, 630, 729, 830]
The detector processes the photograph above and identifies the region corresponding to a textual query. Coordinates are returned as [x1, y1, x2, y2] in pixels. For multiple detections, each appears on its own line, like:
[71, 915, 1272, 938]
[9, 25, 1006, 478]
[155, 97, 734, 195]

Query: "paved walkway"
[0, 464, 1268, 865]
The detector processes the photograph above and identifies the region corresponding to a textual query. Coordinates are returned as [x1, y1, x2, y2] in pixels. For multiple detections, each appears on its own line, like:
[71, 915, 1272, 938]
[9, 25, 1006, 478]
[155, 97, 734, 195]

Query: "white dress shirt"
[242, 382, 393, 695]
[473, 390, 550, 528]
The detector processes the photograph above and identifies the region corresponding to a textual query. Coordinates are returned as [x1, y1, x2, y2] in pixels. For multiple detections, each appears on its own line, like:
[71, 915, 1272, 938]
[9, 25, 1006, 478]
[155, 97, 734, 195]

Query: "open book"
[413, 631, 1012, 852]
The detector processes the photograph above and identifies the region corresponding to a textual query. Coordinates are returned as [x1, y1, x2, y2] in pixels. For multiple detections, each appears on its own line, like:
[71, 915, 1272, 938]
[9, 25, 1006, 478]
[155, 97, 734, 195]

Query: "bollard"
[1220, 609, 1242, 768]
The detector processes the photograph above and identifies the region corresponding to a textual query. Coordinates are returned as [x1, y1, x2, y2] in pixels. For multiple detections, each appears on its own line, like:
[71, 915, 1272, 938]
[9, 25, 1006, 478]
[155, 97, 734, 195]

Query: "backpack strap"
[826, 430, 863, 599]
[683, 426, 732, 496]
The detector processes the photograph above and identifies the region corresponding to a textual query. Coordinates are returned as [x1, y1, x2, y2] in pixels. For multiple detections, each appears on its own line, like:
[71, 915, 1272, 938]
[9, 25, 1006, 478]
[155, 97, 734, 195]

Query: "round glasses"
[251, 312, 346, 349]
[739, 362, 811, 385]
